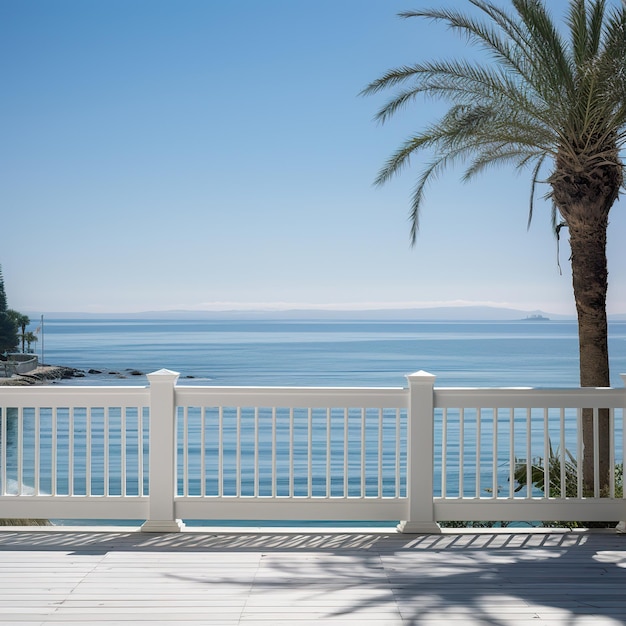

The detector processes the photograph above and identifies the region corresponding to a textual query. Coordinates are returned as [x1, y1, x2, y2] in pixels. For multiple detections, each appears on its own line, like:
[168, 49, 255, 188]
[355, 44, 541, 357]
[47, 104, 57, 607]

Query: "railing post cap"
[620, 373, 626, 387]
[147, 369, 180, 383]
[406, 370, 436, 384]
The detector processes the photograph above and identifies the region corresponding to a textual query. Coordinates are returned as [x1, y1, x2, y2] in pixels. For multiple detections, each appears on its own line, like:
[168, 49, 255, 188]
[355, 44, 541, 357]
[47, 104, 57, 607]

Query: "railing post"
[141, 369, 185, 532]
[398, 370, 441, 534]
[617, 374, 626, 534]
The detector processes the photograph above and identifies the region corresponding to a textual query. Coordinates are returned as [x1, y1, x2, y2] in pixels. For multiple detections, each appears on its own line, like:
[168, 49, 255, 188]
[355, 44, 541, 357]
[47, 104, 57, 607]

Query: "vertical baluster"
[343, 408, 348, 497]
[236, 407, 241, 497]
[395, 408, 401, 498]
[623, 402, 626, 502]
[308, 408, 313, 498]
[182, 407, 189, 497]
[492, 408, 498, 499]
[360, 408, 365, 498]
[577, 407, 584, 498]
[272, 407, 277, 498]
[525, 408, 532, 499]
[103, 408, 109, 497]
[200, 407, 207, 498]
[51, 408, 58, 496]
[326, 408, 331, 498]
[86, 408, 92, 496]
[560, 408, 566, 497]
[509, 408, 515, 499]
[377, 408, 383, 498]
[289, 408, 294, 496]
[254, 407, 259, 497]
[459, 408, 465, 498]
[138, 407, 145, 497]
[69, 408, 75, 496]
[476, 408, 481, 498]
[218, 406, 224, 497]
[34, 407, 41, 495]
[119, 408, 126, 497]
[610, 408, 616, 498]
[543, 408, 550, 498]
[17, 407, 23, 495]
[441, 408, 447, 498]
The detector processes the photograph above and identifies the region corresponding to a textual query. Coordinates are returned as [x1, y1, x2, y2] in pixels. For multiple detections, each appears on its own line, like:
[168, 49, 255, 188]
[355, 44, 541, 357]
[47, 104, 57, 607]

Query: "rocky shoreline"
[0, 365, 83, 386]
[0, 365, 145, 386]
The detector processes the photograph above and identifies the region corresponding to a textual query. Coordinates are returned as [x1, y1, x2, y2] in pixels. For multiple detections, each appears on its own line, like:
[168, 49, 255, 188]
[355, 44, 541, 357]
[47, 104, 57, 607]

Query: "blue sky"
[2, 0, 625, 316]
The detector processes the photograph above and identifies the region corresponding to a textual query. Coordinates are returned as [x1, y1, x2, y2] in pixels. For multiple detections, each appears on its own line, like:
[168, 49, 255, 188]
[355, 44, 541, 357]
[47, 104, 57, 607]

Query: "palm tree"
[0, 268, 18, 355]
[22, 331, 37, 353]
[363, 0, 626, 493]
[7, 310, 30, 353]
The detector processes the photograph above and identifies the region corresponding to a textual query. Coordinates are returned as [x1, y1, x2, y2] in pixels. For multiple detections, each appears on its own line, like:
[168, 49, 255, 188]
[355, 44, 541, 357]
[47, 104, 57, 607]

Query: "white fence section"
[433, 385, 626, 525]
[1, 369, 625, 532]
[0, 385, 150, 521]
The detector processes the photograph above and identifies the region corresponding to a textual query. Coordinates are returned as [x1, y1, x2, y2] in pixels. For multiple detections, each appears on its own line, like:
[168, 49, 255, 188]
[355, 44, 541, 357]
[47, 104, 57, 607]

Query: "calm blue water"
[39, 318, 626, 388]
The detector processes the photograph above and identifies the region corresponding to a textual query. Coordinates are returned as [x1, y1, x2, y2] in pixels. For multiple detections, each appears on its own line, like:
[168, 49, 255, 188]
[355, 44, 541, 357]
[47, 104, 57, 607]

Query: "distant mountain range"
[34, 305, 590, 321]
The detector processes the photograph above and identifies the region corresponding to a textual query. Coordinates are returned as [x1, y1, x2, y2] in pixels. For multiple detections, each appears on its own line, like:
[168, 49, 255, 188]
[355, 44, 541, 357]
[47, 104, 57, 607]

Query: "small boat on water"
[523, 314, 550, 321]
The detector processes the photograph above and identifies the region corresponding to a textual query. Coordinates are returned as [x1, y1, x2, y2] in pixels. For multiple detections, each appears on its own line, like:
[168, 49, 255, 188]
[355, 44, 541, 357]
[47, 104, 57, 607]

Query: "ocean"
[12, 317, 626, 527]
[39, 317, 626, 388]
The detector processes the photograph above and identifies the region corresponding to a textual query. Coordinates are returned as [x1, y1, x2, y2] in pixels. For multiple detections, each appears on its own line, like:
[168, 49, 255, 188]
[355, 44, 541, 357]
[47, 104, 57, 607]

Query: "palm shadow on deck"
[1, 529, 626, 624]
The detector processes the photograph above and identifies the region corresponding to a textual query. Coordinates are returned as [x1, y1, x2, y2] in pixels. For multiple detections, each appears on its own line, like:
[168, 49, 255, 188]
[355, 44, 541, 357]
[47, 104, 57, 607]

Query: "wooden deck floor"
[0, 527, 625, 625]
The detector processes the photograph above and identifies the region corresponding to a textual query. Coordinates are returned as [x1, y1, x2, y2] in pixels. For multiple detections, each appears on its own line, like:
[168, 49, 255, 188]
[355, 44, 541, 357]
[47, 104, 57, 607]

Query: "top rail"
[175, 385, 408, 409]
[0, 385, 150, 408]
[434, 386, 625, 409]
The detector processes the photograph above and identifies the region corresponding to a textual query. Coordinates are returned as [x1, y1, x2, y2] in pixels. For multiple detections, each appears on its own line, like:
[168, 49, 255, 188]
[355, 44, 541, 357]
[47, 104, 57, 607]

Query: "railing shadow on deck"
[1, 528, 620, 625]
[0, 526, 610, 553]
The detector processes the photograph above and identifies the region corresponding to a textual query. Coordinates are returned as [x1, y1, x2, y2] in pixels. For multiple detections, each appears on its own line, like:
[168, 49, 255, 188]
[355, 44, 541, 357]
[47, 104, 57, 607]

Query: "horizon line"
[18, 302, 578, 316]
[18, 305, 590, 321]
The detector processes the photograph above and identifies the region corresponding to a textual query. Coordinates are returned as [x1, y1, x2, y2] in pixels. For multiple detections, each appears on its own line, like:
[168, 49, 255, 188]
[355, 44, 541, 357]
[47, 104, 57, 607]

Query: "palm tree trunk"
[20, 322, 28, 353]
[568, 219, 610, 494]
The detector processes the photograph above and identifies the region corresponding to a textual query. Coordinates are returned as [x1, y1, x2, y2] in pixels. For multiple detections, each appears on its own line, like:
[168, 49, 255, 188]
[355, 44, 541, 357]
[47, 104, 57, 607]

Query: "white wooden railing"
[1, 369, 625, 532]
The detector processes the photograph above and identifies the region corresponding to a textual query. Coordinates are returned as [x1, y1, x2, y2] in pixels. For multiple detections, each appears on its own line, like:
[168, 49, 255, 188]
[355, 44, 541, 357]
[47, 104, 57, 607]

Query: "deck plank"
[0, 528, 624, 624]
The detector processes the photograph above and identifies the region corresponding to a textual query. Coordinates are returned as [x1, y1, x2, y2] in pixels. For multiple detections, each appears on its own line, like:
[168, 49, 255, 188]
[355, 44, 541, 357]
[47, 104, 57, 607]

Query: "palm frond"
[528, 154, 547, 229]
[568, 0, 591, 66]
[372, 134, 430, 188]
[513, 0, 573, 91]
[365, 0, 626, 244]
[401, 4, 537, 89]
[408, 148, 473, 244]
[461, 140, 546, 180]
[587, 0, 606, 57]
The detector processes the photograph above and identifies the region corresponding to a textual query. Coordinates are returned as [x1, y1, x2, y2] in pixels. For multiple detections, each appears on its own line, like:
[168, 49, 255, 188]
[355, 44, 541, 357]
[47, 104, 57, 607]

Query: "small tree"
[514, 443, 623, 527]
[0, 267, 18, 355]
[7, 310, 30, 353]
[22, 331, 37, 353]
